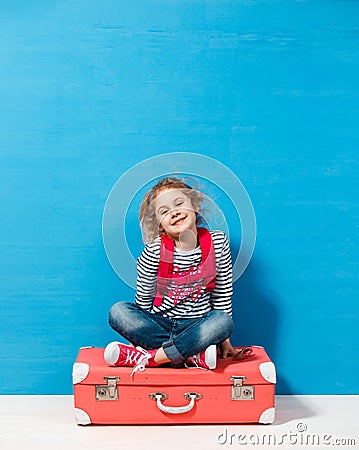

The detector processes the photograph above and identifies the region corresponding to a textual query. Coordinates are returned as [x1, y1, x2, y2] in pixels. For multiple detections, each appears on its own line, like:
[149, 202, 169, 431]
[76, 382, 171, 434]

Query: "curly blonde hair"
[140, 177, 205, 243]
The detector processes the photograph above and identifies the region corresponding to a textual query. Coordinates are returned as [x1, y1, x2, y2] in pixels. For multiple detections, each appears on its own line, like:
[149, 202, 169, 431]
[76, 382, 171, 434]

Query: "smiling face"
[154, 188, 198, 247]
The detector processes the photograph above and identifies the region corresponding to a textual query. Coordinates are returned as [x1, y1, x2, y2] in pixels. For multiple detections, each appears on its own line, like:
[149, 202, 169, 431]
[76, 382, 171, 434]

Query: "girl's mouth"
[172, 216, 186, 226]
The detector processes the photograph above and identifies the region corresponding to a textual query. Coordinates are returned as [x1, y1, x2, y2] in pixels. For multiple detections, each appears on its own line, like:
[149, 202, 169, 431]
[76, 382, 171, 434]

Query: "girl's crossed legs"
[108, 302, 234, 366]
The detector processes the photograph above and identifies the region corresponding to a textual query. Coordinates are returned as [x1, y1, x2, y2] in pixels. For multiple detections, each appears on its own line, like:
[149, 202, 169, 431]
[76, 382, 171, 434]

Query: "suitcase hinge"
[230, 376, 254, 400]
[96, 376, 120, 401]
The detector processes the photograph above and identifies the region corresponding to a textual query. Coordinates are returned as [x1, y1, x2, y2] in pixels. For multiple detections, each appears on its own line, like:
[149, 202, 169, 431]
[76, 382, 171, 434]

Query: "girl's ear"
[192, 200, 200, 213]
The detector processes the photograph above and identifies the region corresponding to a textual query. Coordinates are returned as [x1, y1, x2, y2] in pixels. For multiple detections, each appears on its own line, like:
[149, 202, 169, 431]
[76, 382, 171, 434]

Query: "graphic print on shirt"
[164, 264, 212, 306]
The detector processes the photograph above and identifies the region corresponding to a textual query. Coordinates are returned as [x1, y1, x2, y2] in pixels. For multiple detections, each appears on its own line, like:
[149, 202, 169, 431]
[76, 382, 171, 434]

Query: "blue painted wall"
[0, 0, 358, 395]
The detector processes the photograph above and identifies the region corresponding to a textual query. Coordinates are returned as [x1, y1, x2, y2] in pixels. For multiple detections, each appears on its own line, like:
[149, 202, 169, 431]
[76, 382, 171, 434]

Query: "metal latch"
[230, 376, 254, 400]
[96, 376, 119, 401]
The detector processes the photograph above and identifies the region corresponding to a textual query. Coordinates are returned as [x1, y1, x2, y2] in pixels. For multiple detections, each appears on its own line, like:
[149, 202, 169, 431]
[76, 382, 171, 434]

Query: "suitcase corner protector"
[259, 407, 275, 424]
[259, 361, 276, 384]
[72, 362, 90, 384]
[74, 408, 92, 426]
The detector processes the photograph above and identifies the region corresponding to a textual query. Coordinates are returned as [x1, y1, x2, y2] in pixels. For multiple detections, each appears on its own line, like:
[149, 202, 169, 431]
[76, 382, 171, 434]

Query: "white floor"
[0, 395, 358, 450]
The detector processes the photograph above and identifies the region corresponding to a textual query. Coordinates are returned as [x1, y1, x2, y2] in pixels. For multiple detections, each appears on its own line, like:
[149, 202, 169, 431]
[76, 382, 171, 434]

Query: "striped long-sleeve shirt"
[135, 230, 233, 318]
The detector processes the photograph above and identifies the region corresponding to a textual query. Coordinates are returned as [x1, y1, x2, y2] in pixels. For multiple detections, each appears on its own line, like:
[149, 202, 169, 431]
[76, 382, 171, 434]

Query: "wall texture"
[0, 0, 358, 394]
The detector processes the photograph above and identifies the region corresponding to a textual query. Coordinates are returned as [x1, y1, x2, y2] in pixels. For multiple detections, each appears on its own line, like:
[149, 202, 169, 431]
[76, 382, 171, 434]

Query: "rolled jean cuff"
[162, 340, 184, 365]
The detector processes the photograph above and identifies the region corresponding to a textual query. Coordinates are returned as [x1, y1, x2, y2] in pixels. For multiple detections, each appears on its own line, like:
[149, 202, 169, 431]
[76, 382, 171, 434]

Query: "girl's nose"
[171, 209, 180, 217]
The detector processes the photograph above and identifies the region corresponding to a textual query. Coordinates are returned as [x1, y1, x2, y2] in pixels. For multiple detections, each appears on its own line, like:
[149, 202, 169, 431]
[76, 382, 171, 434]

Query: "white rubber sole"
[204, 344, 217, 369]
[104, 341, 121, 365]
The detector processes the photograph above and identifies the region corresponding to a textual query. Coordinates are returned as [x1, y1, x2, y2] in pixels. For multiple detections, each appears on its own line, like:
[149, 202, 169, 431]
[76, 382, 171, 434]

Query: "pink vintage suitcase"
[72, 345, 276, 425]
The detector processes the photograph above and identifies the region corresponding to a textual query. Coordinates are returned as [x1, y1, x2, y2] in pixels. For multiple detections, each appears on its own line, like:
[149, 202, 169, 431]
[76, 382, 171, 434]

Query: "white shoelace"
[128, 347, 153, 377]
[184, 354, 208, 370]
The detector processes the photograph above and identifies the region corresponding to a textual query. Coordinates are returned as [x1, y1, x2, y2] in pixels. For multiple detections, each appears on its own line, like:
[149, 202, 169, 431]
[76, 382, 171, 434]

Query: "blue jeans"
[108, 302, 234, 365]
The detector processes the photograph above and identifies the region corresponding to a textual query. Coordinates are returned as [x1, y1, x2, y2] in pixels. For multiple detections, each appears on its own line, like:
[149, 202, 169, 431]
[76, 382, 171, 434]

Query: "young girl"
[104, 177, 251, 375]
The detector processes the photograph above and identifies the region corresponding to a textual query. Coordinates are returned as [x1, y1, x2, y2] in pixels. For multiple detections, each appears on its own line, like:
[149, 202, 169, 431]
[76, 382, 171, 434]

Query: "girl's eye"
[161, 209, 168, 215]
[176, 201, 184, 207]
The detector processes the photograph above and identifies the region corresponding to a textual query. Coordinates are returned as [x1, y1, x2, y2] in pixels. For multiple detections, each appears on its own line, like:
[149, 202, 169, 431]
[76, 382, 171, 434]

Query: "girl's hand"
[219, 338, 237, 358]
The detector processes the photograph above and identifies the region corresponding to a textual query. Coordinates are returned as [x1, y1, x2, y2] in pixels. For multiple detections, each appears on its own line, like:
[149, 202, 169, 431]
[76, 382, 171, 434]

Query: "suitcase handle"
[149, 392, 202, 415]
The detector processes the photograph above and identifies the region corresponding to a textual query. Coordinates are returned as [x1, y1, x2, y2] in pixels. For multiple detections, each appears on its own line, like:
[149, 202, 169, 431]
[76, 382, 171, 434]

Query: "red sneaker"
[185, 344, 217, 370]
[104, 342, 159, 376]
